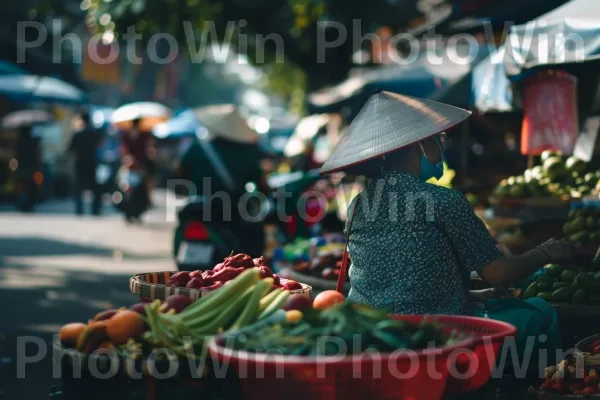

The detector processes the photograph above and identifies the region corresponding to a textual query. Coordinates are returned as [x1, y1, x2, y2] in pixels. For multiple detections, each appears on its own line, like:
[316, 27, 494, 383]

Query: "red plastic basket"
[208, 315, 516, 400]
[396, 315, 517, 394]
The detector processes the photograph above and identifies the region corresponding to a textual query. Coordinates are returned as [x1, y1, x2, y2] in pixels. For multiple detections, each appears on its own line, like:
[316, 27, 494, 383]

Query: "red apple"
[283, 294, 312, 312]
[282, 280, 303, 291]
[164, 295, 193, 313]
[129, 303, 147, 316]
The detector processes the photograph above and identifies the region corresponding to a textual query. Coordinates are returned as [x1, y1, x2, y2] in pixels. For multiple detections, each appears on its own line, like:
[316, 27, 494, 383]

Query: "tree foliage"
[87, 0, 423, 92]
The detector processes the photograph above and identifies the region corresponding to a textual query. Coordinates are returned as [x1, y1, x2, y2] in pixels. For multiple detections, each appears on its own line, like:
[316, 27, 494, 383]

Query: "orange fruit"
[312, 290, 345, 310]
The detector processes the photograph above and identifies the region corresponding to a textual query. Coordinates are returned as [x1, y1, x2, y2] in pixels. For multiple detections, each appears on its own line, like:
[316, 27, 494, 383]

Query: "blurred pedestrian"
[68, 112, 103, 215]
[173, 104, 271, 256]
[120, 118, 156, 205]
[15, 126, 42, 211]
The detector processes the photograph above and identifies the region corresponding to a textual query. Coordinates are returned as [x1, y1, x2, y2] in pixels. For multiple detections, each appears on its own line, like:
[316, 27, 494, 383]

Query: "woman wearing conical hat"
[322, 91, 569, 365]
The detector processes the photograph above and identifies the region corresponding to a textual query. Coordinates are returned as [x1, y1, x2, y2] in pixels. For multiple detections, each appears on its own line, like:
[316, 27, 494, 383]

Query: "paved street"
[0, 191, 177, 399]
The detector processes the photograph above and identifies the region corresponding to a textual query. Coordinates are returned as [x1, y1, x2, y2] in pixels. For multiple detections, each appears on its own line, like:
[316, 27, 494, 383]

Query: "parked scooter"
[113, 160, 150, 223]
[173, 169, 325, 271]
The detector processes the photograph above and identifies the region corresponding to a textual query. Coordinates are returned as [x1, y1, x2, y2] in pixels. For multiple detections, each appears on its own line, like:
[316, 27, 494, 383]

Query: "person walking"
[15, 126, 42, 211]
[68, 112, 103, 215]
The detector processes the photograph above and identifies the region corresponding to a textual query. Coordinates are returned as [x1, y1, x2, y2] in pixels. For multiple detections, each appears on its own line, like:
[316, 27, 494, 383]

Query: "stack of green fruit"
[493, 150, 600, 199]
[563, 208, 600, 244]
[523, 259, 600, 305]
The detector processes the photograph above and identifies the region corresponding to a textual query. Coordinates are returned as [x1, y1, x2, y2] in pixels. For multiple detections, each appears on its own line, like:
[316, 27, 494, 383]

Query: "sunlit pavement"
[0, 190, 177, 399]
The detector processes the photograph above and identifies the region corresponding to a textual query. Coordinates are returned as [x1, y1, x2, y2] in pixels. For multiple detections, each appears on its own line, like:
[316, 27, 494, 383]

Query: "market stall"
[51, 248, 522, 400]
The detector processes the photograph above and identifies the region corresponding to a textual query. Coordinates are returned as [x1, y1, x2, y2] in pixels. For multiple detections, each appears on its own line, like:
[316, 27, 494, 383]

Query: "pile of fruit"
[223, 300, 461, 356]
[59, 269, 306, 358]
[493, 151, 600, 199]
[583, 338, 600, 355]
[167, 253, 303, 291]
[540, 359, 600, 395]
[293, 250, 347, 281]
[523, 259, 600, 305]
[563, 207, 600, 244]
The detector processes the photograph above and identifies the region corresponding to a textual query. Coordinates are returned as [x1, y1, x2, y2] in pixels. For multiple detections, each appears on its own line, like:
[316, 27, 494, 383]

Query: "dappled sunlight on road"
[0, 266, 66, 289]
[0, 194, 178, 398]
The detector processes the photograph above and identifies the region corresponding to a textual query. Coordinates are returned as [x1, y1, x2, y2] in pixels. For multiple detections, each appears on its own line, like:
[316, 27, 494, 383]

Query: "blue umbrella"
[0, 60, 26, 75]
[152, 109, 200, 139]
[0, 75, 88, 105]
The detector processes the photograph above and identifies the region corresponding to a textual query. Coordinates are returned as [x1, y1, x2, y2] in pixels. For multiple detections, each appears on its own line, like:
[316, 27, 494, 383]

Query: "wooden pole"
[528, 155, 534, 169]
[460, 120, 469, 177]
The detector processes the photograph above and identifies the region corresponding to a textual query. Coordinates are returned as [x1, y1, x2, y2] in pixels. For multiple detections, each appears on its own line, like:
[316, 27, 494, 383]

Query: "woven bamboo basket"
[129, 271, 312, 302]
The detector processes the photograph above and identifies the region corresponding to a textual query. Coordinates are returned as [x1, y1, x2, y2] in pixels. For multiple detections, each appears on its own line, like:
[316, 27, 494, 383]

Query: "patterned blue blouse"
[346, 170, 502, 315]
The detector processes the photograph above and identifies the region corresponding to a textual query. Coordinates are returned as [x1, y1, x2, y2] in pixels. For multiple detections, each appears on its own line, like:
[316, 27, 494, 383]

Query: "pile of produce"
[59, 269, 301, 358]
[280, 235, 345, 263]
[223, 298, 461, 356]
[293, 249, 347, 281]
[563, 207, 600, 244]
[522, 258, 600, 305]
[493, 151, 600, 199]
[582, 338, 600, 355]
[540, 359, 600, 395]
[281, 238, 312, 262]
[167, 253, 303, 291]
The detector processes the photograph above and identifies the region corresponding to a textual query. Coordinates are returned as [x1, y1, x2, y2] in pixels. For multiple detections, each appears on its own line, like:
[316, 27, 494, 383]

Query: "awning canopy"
[409, 0, 567, 36]
[505, 0, 600, 80]
[471, 47, 515, 113]
[308, 50, 480, 118]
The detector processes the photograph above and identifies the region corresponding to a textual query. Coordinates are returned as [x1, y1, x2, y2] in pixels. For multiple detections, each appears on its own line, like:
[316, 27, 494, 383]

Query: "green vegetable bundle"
[225, 302, 461, 356]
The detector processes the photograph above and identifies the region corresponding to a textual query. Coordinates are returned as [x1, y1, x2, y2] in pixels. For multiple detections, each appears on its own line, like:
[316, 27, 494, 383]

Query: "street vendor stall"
[50, 248, 519, 400]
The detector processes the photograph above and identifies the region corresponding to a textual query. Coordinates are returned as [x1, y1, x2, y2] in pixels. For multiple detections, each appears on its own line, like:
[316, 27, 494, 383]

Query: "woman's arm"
[478, 238, 572, 286]
[441, 191, 573, 287]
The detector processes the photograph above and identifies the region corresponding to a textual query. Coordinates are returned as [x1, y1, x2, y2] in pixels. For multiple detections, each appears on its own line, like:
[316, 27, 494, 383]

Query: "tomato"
[594, 345, 600, 354]
[570, 382, 584, 392]
[592, 340, 600, 348]
[582, 386, 597, 395]
[550, 383, 566, 394]
[312, 290, 345, 310]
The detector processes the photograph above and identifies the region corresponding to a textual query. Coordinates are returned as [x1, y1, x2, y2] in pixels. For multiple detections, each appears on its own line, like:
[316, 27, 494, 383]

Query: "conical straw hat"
[194, 104, 258, 144]
[320, 91, 471, 175]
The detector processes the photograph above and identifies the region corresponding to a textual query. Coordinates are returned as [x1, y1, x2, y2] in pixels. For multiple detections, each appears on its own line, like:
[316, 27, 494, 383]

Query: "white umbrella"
[283, 114, 331, 158]
[2, 109, 54, 129]
[194, 104, 258, 144]
[112, 102, 171, 131]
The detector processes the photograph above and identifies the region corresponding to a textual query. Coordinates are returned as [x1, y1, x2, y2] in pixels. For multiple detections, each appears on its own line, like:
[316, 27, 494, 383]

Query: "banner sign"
[521, 70, 578, 156]
[82, 40, 120, 84]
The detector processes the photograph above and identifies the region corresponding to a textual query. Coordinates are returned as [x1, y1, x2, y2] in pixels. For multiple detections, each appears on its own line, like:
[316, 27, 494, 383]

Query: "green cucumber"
[258, 290, 291, 320]
[178, 268, 260, 318]
[230, 279, 272, 331]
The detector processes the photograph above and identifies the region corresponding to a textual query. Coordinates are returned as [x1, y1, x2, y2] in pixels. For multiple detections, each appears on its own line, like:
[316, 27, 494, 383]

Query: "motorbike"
[112, 162, 150, 222]
[173, 169, 325, 271]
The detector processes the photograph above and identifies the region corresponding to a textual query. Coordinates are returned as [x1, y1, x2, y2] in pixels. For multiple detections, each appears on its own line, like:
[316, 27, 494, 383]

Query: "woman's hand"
[538, 238, 574, 264]
[470, 287, 510, 303]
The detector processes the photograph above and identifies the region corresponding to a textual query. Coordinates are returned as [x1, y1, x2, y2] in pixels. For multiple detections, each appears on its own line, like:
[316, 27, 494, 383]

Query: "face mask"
[418, 137, 445, 182]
